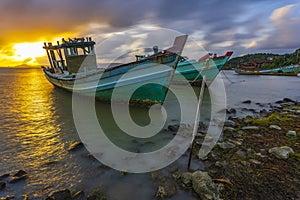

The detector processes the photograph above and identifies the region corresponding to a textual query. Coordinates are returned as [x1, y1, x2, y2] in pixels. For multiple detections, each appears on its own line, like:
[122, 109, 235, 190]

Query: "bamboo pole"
[188, 76, 206, 170]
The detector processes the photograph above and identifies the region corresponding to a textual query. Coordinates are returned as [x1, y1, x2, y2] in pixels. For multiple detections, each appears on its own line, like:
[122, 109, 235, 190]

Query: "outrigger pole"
[188, 75, 206, 170]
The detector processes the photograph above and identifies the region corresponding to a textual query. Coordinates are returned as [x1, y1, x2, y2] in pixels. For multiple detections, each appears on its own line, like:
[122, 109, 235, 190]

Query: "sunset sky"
[1, 0, 300, 67]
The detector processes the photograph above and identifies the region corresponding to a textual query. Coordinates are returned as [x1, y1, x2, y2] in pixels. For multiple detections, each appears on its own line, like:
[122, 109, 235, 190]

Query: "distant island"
[224, 48, 300, 70]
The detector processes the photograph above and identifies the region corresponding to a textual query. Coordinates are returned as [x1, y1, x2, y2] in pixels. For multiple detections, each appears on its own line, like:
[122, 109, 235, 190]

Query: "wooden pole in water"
[188, 76, 206, 170]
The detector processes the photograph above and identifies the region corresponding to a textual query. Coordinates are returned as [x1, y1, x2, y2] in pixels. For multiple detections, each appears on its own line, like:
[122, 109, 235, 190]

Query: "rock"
[46, 189, 72, 200]
[223, 127, 235, 132]
[192, 171, 220, 200]
[0, 195, 14, 200]
[68, 142, 84, 152]
[14, 170, 27, 177]
[218, 141, 236, 149]
[269, 125, 282, 130]
[181, 172, 192, 187]
[242, 100, 251, 104]
[286, 130, 297, 137]
[243, 119, 252, 124]
[87, 187, 106, 200]
[0, 181, 6, 190]
[0, 174, 9, 180]
[215, 161, 228, 168]
[156, 179, 177, 198]
[283, 98, 295, 103]
[168, 124, 179, 132]
[72, 191, 85, 200]
[241, 126, 259, 130]
[249, 159, 261, 165]
[8, 174, 28, 183]
[224, 120, 236, 127]
[226, 108, 236, 114]
[235, 149, 247, 158]
[268, 146, 294, 159]
[22, 194, 29, 200]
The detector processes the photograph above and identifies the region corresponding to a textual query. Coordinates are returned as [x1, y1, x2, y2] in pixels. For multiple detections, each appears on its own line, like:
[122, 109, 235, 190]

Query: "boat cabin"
[43, 37, 97, 74]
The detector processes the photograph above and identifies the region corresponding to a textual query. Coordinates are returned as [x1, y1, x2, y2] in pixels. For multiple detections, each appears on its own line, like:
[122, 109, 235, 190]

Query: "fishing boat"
[174, 52, 233, 83]
[235, 64, 300, 76]
[41, 35, 188, 105]
[136, 50, 233, 84]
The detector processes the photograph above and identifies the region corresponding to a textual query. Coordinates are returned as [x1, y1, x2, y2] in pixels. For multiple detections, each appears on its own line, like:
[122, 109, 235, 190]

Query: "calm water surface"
[0, 68, 299, 199]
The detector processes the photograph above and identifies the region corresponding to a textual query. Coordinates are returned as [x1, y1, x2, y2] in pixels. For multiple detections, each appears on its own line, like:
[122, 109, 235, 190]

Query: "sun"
[13, 42, 45, 64]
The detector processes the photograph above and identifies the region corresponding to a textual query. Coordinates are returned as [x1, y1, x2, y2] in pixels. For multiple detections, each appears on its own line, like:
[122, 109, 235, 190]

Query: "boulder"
[268, 146, 294, 159]
[46, 189, 72, 200]
[286, 130, 297, 137]
[181, 172, 192, 187]
[192, 171, 220, 200]
[269, 125, 281, 130]
[224, 120, 236, 128]
[156, 179, 177, 198]
[14, 170, 27, 177]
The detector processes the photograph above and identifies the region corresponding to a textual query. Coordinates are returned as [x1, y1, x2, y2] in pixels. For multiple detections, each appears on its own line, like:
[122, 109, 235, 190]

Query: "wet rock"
[192, 171, 220, 200]
[268, 146, 294, 159]
[215, 161, 228, 168]
[223, 127, 235, 132]
[8, 170, 28, 184]
[0, 174, 9, 180]
[224, 120, 236, 128]
[72, 191, 85, 200]
[181, 172, 192, 187]
[46, 189, 72, 200]
[249, 159, 261, 165]
[0, 181, 6, 190]
[87, 187, 106, 200]
[168, 124, 179, 132]
[156, 179, 177, 199]
[242, 100, 251, 104]
[218, 141, 236, 150]
[283, 98, 295, 103]
[269, 125, 282, 130]
[14, 170, 27, 177]
[241, 126, 259, 130]
[0, 195, 15, 200]
[286, 130, 297, 137]
[226, 108, 236, 114]
[68, 142, 84, 152]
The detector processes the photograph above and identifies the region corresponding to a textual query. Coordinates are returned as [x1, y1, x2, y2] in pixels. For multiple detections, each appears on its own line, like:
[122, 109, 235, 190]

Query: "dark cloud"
[0, 0, 299, 59]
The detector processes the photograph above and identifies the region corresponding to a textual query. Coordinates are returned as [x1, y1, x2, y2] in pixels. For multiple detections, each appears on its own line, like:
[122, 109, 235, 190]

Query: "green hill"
[224, 48, 300, 70]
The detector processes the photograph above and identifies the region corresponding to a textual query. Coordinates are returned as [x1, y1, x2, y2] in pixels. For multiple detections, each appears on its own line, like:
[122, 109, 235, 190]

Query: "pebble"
[218, 141, 236, 149]
[286, 130, 297, 137]
[241, 126, 259, 130]
[269, 125, 281, 130]
[268, 146, 294, 159]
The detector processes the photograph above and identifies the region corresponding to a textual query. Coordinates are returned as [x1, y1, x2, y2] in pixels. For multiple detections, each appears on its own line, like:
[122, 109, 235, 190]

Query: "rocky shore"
[0, 98, 299, 200]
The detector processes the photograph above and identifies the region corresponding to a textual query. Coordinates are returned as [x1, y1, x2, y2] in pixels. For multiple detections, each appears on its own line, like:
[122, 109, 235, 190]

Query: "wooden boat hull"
[43, 53, 178, 105]
[174, 52, 232, 83]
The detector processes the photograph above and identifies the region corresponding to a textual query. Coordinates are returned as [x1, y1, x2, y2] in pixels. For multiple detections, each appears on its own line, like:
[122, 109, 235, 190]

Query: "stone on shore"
[0, 174, 9, 180]
[72, 191, 85, 200]
[192, 171, 220, 200]
[68, 142, 84, 152]
[8, 170, 28, 184]
[0, 195, 14, 200]
[242, 100, 251, 104]
[268, 146, 294, 159]
[224, 120, 236, 127]
[46, 189, 72, 200]
[87, 187, 106, 200]
[269, 125, 282, 130]
[241, 126, 259, 130]
[180, 172, 192, 187]
[286, 130, 297, 137]
[156, 179, 177, 199]
[218, 141, 236, 150]
[0, 181, 6, 190]
[223, 127, 235, 132]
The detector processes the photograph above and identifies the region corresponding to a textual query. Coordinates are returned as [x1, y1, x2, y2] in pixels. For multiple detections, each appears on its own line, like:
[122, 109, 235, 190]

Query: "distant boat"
[42, 35, 188, 105]
[235, 64, 300, 76]
[136, 50, 233, 84]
